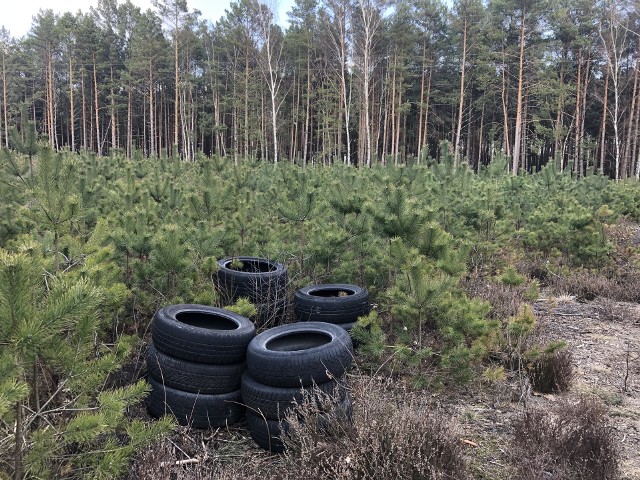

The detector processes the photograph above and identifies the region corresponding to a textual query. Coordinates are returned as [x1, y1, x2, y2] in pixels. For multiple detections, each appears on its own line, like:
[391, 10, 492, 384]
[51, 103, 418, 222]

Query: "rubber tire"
[338, 321, 358, 348]
[294, 284, 370, 324]
[216, 256, 287, 303]
[146, 376, 244, 429]
[246, 393, 353, 453]
[241, 371, 344, 420]
[246, 413, 288, 453]
[246, 322, 354, 388]
[147, 343, 244, 394]
[152, 304, 255, 364]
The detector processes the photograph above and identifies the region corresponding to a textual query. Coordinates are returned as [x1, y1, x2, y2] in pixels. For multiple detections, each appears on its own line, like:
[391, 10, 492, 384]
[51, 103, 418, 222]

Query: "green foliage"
[501, 266, 526, 286]
[0, 241, 170, 478]
[521, 193, 612, 266]
[225, 297, 257, 318]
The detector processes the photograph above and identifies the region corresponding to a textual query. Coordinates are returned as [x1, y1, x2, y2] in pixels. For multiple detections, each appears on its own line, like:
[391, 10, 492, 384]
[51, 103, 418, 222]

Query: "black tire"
[216, 256, 287, 303]
[147, 343, 244, 394]
[246, 393, 353, 453]
[146, 376, 244, 429]
[246, 413, 288, 453]
[246, 322, 354, 388]
[241, 371, 344, 420]
[337, 321, 358, 348]
[152, 304, 255, 364]
[294, 284, 370, 324]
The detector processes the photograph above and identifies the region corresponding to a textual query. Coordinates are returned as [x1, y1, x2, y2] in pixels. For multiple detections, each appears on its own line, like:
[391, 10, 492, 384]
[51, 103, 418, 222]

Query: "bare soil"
[444, 294, 640, 480]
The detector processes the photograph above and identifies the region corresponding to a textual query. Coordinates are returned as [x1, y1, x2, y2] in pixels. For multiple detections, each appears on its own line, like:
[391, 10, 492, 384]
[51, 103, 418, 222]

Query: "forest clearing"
[1, 0, 640, 478]
[0, 148, 639, 478]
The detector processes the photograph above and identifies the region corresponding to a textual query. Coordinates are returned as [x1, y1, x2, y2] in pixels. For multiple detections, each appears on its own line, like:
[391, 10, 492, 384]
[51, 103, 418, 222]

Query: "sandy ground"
[446, 295, 640, 479]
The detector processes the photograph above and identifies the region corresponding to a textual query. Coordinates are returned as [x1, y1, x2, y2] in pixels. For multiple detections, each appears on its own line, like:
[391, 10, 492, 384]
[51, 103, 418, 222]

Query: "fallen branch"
[160, 458, 200, 467]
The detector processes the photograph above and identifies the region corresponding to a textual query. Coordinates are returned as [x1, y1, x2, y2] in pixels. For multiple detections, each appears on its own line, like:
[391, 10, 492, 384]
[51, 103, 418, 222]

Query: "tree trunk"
[454, 18, 467, 168]
[390, 54, 397, 165]
[290, 70, 297, 162]
[303, 52, 312, 166]
[127, 84, 132, 158]
[555, 53, 565, 169]
[14, 401, 22, 480]
[623, 55, 638, 178]
[110, 66, 117, 154]
[574, 51, 582, 177]
[174, 19, 179, 155]
[244, 49, 249, 160]
[69, 58, 75, 152]
[93, 54, 101, 156]
[149, 61, 155, 157]
[422, 63, 432, 160]
[47, 48, 55, 149]
[417, 42, 426, 160]
[599, 67, 609, 174]
[501, 50, 510, 158]
[579, 52, 591, 176]
[478, 102, 485, 169]
[81, 68, 87, 152]
[512, 11, 525, 175]
[2, 49, 9, 148]
[395, 75, 402, 165]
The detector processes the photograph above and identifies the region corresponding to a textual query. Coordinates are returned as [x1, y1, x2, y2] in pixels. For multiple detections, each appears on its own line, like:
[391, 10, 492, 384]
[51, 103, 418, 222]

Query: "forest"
[0, 0, 639, 177]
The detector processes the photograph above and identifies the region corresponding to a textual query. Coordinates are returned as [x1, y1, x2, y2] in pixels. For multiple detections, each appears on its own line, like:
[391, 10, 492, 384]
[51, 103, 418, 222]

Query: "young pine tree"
[0, 243, 172, 479]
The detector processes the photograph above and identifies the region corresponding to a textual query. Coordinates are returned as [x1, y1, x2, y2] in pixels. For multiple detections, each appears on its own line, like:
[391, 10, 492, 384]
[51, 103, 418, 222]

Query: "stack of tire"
[242, 322, 354, 452]
[294, 284, 370, 346]
[216, 256, 288, 328]
[146, 304, 255, 428]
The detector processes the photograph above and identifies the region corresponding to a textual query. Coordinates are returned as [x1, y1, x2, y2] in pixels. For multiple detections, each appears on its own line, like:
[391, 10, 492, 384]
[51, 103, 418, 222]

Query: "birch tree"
[353, 0, 386, 167]
[599, 0, 630, 180]
[254, 0, 286, 163]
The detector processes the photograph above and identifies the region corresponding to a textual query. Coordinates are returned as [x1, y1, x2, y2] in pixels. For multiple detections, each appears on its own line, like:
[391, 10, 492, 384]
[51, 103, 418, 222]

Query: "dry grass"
[548, 269, 640, 303]
[279, 376, 467, 480]
[511, 397, 620, 480]
[127, 430, 281, 480]
[461, 277, 528, 320]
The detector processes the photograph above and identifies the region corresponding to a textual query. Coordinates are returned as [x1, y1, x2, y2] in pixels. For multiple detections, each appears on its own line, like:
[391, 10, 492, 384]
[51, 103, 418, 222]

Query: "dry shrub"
[549, 268, 640, 303]
[462, 277, 526, 320]
[528, 349, 574, 393]
[512, 397, 619, 480]
[593, 297, 634, 323]
[279, 376, 467, 480]
[127, 429, 271, 480]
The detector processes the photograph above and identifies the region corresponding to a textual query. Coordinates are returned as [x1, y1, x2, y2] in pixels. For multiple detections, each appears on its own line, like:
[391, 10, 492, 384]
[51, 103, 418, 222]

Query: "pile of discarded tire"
[242, 322, 354, 452]
[216, 256, 288, 327]
[146, 304, 255, 428]
[294, 284, 370, 342]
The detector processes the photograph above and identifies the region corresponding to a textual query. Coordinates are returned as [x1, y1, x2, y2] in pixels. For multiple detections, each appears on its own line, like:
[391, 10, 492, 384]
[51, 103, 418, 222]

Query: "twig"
[160, 458, 199, 467]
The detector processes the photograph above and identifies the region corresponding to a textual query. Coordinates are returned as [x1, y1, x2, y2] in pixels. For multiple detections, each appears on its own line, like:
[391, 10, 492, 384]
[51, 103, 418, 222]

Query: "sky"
[1, 0, 295, 38]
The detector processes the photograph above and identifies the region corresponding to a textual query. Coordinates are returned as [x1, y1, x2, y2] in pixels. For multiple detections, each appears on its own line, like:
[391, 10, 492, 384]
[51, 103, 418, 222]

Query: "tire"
[147, 343, 244, 394]
[241, 371, 344, 420]
[246, 322, 354, 388]
[337, 321, 358, 348]
[294, 284, 370, 325]
[152, 304, 255, 364]
[216, 256, 287, 303]
[146, 376, 244, 429]
[246, 393, 353, 453]
[246, 413, 288, 453]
